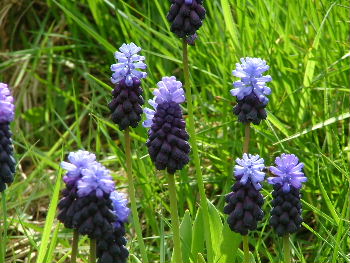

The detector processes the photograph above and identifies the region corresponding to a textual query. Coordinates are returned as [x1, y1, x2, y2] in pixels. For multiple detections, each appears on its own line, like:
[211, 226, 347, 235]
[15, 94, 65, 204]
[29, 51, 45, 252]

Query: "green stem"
[125, 129, 149, 263]
[242, 123, 251, 263]
[1, 191, 7, 262]
[71, 230, 79, 263]
[183, 38, 213, 263]
[89, 238, 96, 263]
[166, 173, 183, 263]
[243, 235, 250, 263]
[243, 123, 251, 154]
[283, 234, 291, 263]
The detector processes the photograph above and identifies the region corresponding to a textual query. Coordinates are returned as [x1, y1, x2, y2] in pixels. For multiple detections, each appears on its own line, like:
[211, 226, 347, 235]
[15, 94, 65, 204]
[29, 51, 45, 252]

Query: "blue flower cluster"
[231, 57, 272, 104]
[111, 43, 147, 86]
[0, 83, 15, 123]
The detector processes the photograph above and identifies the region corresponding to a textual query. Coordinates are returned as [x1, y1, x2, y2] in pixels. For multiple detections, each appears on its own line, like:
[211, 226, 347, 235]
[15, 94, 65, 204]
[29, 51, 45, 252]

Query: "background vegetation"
[0, 0, 349, 262]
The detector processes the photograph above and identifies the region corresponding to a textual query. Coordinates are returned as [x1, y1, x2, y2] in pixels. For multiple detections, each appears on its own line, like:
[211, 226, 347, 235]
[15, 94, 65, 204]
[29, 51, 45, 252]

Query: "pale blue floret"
[77, 162, 115, 198]
[234, 153, 265, 190]
[230, 57, 272, 104]
[60, 150, 97, 185]
[142, 76, 185, 128]
[111, 42, 147, 86]
[268, 154, 307, 193]
[0, 83, 15, 123]
[110, 191, 130, 228]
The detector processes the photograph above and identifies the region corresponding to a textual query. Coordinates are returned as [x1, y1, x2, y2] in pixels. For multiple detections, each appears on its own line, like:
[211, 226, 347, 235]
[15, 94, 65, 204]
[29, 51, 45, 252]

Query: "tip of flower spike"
[142, 76, 185, 129]
[0, 83, 15, 123]
[154, 76, 185, 104]
[111, 42, 147, 86]
[61, 150, 97, 185]
[234, 153, 265, 190]
[77, 162, 115, 198]
[268, 153, 307, 193]
[110, 191, 130, 228]
[230, 57, 272, 103]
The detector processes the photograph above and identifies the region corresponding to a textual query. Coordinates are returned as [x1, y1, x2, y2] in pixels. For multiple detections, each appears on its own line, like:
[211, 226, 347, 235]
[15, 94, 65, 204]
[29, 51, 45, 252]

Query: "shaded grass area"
[0, 0, 349, 262]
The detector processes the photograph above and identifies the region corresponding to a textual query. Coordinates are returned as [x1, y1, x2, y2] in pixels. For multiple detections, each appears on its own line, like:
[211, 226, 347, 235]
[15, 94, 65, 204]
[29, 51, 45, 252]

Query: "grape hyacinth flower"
[268, 154, 307, 236]
[143, 76, 190, 174]
[224, 153, 265, 235]
[0, 83, 16, 192]
[72, 163, 116, 239]
[167, 0, 206, 40]
[97, 191, 130, 263]
[230, 57, 272, 125]
[109, 43, 147, 130]
[57, 150, 97, 228]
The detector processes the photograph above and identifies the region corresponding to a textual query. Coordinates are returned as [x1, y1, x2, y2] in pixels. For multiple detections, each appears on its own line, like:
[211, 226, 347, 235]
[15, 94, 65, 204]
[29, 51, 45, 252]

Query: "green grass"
[0, 0, 349, 262]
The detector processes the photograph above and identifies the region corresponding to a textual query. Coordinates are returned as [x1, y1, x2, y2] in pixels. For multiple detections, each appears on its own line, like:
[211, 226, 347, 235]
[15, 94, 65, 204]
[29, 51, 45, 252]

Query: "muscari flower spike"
[167, 0, 206, 40]
[230, 58, 272, 125]
[97, 191, 130, 263]
[268, 154, 307, 236]
[0, 83, 16, 192]
[223, 153, 265, 235]
[58, 150, 98, 228]
[109, 43, 146, 130]
[143, 76, 190, 174]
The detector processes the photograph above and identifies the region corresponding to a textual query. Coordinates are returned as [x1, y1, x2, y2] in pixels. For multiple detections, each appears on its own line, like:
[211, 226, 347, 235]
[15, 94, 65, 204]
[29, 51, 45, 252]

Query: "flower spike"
[0, 83, 16, 192]
[143, 76, 190, 174]
[268, 153, 307, 236]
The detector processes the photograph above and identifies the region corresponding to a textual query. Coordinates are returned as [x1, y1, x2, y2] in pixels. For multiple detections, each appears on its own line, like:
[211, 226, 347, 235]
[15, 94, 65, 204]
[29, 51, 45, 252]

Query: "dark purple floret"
[233, 92, 268, 125]
[224, 180, 264, 235]
[146, 101, 190, 174]
[167, 0, 206, 39]
[108, 78, 144, 130]
[0, 122, 16, 192]
[269, 184, 303, 236]
[57, 181, 79, 228]
[97, 224, 129, 263]
[72, 191, 116, 239]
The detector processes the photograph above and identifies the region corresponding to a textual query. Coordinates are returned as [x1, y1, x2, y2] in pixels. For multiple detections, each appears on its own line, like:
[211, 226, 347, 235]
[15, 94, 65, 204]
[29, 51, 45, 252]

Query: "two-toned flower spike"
[0, 83, 16, 192]
[143, 76, 190, 174]
[224, 153, 265, 235]
[167, 0, 206, 43]
[268, 153, 307, 236]
[109, 43, 147, 130]
[58, 150, 130, 263]
[230, 57, 272, 125]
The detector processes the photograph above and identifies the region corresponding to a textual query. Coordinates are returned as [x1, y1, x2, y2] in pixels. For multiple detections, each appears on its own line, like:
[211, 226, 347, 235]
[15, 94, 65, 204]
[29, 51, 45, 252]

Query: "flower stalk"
[182, 39, 213, 262]
[283, 235, 291, 263]
[89, 238, 96, 263]
[125, 128, 149, 263]
[166, 172, 183, 263]
[71, 230, 79, 263]
[243, 123, 251, 263]
[1, 192, 8, 262]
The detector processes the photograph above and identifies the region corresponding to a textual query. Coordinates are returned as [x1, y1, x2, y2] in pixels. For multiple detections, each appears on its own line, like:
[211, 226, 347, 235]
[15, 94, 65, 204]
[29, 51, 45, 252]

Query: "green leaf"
[191, 208, 204, 263]
[207, 199, 223, 262]
[274, 112, 350, 144]
[217, 223, 241, 263]
[180, 210, 192, 263]
[35, 167, 62, 263]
